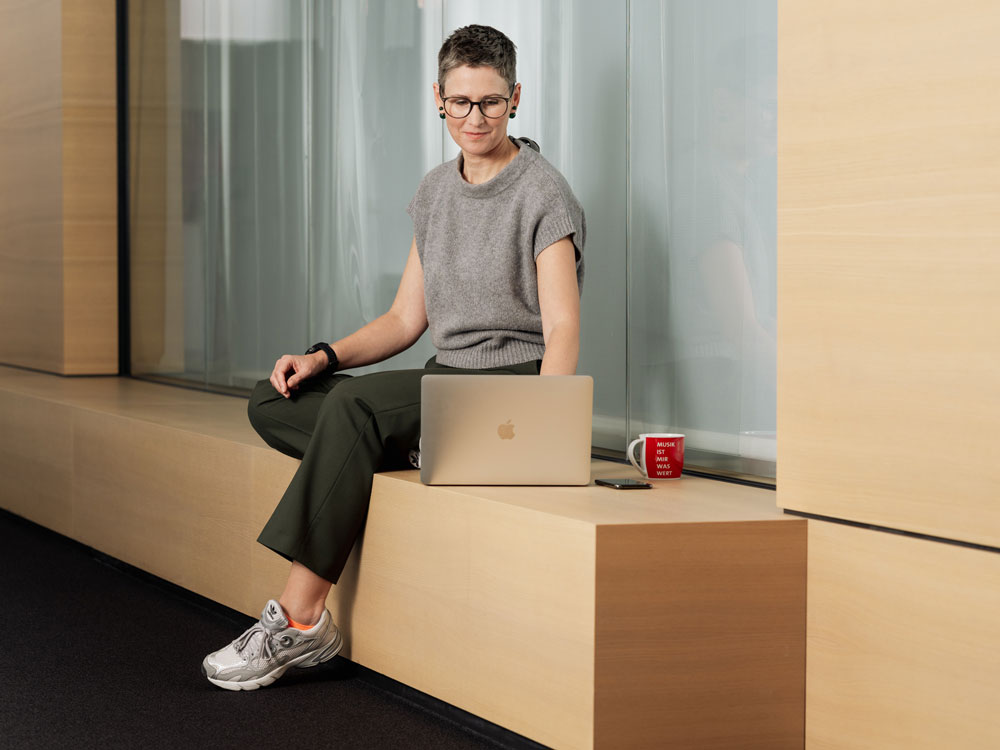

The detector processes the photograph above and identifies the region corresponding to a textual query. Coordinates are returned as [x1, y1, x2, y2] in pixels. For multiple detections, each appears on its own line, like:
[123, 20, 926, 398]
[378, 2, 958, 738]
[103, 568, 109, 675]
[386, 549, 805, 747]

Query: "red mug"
[627, 433, 685, 480]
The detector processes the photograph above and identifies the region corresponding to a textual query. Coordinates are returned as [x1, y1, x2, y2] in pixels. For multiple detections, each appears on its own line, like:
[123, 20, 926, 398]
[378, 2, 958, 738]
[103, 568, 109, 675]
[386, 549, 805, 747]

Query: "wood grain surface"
[0, 0, 65, 372]
[807, 521, 1000, 749]
[0, 0, 118, 373]
[61, 0, 118, 374]
[777, 0, 1000, 547]
[595, 520, 806, 750]
[0, 367, 805, 749]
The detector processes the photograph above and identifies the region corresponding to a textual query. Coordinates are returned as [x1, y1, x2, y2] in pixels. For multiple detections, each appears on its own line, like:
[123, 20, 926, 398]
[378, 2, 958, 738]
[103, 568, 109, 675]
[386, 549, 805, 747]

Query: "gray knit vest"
[407, 139, 586, 369]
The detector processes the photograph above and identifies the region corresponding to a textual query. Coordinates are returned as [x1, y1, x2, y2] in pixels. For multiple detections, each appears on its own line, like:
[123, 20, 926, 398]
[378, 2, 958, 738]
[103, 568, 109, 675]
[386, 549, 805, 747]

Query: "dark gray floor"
[0, 509, 546, 750]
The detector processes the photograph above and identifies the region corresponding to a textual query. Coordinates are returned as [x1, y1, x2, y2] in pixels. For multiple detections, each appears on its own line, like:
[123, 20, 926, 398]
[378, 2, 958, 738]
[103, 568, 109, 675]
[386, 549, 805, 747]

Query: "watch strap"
[305, 342, 339, 373]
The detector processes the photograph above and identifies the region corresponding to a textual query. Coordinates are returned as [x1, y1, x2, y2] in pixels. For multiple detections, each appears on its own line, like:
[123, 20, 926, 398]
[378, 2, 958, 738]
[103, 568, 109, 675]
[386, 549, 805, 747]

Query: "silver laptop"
[420, 375, 593, 486]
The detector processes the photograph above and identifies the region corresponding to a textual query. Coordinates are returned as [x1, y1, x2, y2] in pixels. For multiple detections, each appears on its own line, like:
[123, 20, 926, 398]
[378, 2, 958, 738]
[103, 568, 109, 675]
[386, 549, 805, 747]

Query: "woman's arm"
[331, 238, 428, 369]
[274, 238, 428, 397]
[536, 236, 581, 376]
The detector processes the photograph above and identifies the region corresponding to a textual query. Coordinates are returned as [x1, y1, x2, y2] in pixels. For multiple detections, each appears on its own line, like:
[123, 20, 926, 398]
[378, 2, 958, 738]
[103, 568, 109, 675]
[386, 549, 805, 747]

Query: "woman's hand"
[270, 352, 328, 398]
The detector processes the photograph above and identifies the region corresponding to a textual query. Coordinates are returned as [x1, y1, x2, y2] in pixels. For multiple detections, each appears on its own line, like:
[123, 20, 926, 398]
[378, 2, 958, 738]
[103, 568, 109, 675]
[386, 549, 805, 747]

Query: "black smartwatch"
[304, 342, 339, 374]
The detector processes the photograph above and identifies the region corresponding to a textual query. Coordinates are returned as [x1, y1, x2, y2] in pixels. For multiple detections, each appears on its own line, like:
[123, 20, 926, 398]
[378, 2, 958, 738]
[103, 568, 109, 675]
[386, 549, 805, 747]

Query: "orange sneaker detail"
[286, 615, 314, 631]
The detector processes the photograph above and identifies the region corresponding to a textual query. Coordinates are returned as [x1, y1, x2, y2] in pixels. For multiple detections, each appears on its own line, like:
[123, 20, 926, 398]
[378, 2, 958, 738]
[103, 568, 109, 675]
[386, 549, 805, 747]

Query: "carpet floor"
[0, 509, 546, 750]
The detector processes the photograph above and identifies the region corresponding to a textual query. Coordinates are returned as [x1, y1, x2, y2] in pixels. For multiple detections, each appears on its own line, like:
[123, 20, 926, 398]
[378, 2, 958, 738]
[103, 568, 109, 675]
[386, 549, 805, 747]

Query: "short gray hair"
[438, 25, 517, 95]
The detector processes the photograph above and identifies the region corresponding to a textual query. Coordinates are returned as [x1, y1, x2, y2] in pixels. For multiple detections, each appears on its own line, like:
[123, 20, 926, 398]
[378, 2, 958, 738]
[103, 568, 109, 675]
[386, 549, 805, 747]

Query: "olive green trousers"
[249, 356, 541, 584]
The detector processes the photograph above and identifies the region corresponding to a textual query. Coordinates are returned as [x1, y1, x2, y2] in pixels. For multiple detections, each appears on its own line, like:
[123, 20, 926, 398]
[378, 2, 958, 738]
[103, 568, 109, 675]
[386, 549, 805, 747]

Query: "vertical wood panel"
[0, 0, 64, 371]
[353, 477, 597, 750]
[595, 521, 806, 750]
[777, 0, 1000, 545]
[0, 0, 118, 374]
[807, 522, 1000, 749]
[61, 0, 118, 373]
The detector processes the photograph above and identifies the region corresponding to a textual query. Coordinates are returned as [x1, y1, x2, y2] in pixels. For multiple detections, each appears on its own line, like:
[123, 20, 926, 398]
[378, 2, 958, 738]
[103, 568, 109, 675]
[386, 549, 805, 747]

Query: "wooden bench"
[0, 365, 805, 749]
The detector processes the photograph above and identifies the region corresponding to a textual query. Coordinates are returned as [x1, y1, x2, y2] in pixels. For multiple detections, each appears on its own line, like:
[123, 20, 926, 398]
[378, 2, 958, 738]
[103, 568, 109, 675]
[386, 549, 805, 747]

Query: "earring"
[509, 106, 517, 120]
[439, 107, 446, 120]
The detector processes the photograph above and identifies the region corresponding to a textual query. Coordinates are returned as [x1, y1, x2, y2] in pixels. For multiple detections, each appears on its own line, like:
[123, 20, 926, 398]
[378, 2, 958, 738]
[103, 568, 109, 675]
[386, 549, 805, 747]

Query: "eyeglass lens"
[443, 97, 509, 119]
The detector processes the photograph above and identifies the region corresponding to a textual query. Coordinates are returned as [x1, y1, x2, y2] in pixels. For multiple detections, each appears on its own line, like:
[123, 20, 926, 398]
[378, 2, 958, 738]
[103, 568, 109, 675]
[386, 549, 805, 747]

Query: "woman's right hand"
[270, 352, 328, 398]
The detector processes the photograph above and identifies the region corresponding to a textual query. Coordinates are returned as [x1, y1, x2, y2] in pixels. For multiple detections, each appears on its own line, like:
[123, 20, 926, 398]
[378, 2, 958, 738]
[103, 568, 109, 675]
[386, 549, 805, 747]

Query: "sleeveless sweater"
[407, 138, 586, 369]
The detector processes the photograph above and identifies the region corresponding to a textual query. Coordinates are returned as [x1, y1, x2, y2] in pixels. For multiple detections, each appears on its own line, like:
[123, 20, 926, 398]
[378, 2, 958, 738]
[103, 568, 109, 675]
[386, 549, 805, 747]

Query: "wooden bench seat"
[0, 365, 805, 749]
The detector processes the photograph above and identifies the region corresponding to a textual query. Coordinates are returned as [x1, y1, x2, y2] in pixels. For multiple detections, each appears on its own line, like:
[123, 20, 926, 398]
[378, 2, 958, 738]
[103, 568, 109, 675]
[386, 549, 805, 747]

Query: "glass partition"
[628, 0, 777, 476]
[128, 0, 776, 479]
[306, 0, 437, 375]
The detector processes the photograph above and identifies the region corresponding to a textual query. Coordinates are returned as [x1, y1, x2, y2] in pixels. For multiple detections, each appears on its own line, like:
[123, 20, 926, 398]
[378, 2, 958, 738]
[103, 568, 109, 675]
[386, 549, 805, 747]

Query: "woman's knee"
[247, 379, 281, 431]
[246, 379, 309, 457]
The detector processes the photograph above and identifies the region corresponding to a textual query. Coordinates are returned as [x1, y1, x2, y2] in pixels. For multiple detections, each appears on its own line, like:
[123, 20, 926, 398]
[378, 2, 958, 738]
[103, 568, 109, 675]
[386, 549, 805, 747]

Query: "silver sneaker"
[202, 600, 343, 691]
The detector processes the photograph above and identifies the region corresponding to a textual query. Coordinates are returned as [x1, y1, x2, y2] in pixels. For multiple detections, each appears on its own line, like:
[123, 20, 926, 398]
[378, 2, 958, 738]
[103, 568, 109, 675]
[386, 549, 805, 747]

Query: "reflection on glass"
[629, 0, 776, 474]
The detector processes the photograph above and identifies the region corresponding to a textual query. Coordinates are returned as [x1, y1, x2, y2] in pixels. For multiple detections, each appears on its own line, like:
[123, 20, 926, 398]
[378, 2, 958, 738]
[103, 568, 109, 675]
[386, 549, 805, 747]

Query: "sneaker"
[202, 599, 343, 691]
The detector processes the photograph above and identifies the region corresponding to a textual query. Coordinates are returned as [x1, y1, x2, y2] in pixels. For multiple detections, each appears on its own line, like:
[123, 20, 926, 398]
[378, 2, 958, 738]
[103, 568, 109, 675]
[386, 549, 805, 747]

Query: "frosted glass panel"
[628, 0, 777, 475]
[307, 1, 437, 375]
[175, 0, 310, 388]
[129, 0, 776, 477]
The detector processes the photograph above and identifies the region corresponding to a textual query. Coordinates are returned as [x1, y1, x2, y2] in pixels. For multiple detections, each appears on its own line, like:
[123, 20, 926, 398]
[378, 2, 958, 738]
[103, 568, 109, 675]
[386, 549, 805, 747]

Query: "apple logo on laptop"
[497, 420, 515, 440]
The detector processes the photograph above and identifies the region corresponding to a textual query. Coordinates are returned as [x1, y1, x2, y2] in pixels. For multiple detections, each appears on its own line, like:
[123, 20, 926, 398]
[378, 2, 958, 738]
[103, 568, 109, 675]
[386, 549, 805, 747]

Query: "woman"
[202, 24, 585, 691]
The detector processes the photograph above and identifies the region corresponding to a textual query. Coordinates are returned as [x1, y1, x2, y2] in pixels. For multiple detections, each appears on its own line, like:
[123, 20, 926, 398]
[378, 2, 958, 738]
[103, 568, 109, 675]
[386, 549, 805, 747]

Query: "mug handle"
[627, 438, 644, 474]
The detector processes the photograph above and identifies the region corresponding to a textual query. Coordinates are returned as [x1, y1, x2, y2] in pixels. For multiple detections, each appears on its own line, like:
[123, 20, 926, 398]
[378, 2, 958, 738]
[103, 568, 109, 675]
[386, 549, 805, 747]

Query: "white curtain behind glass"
[154, 0, 774, 470]
[629, 0, 777, 466]
[307, 1, 437, 374]
[180, 0, 310, 387]
[443, 1, 629, 450]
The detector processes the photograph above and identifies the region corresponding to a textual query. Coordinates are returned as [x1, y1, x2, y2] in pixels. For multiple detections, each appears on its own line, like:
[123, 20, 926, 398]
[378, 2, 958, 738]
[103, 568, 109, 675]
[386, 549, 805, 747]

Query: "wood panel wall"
[0, 0, 65, 373]
[0, 0, 117, 375]
[778, 0, 1000, 546]
[62, 0, 118, 374]
[778, 1, 1000, 745]
[807, 522, 1000, 749]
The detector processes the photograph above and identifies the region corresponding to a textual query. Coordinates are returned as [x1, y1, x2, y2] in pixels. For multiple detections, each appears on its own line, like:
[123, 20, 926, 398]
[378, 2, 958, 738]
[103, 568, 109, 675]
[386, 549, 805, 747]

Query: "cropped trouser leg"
[247, 358, 540, 585]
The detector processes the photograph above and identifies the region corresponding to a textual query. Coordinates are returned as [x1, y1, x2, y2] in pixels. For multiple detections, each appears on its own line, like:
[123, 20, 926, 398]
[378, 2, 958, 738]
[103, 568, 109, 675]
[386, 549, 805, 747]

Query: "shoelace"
[233, 623, 279, 661]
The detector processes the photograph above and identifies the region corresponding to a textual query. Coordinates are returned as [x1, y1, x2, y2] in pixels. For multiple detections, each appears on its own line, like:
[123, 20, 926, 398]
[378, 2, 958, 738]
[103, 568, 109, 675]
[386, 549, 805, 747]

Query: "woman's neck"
[461, 137, 518, 185]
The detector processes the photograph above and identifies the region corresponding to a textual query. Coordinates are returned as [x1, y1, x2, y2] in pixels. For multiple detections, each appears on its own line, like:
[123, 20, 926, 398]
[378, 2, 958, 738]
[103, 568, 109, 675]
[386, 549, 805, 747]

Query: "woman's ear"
[511, 82, 521, 108]
[433, 82, 446, 119]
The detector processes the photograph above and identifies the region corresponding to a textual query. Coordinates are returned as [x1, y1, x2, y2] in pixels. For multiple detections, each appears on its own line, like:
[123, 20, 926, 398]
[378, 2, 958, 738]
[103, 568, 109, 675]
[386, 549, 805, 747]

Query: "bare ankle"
[277, 561, 332, 626]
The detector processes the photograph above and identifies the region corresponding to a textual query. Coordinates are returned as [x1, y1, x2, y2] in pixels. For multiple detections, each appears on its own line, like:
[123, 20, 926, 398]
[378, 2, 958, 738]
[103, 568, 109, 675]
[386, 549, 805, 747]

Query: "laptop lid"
[420, 374, 593, 486]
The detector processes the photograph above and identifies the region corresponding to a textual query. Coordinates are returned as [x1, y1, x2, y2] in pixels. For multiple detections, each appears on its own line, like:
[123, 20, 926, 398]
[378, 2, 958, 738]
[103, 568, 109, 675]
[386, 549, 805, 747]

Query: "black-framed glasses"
[441, 94, 512, 119]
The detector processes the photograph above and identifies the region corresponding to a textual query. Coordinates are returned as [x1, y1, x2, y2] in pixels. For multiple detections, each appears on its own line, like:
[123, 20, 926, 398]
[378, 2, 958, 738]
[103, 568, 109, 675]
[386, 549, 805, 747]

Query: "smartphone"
[595, 478, 653, 489]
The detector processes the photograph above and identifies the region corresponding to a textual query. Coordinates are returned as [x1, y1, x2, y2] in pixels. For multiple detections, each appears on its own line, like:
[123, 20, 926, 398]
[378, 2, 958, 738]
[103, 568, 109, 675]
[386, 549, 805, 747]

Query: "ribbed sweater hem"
[435, 340, 546, 370]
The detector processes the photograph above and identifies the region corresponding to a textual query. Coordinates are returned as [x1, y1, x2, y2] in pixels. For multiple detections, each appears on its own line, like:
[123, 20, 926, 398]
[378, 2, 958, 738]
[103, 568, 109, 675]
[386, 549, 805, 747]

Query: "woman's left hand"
[270, 352, 328, 398]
